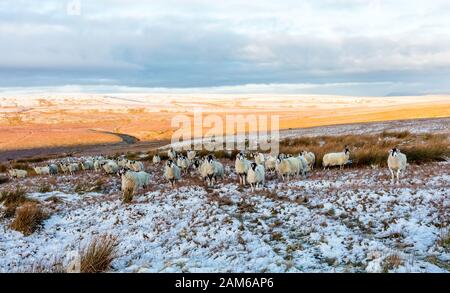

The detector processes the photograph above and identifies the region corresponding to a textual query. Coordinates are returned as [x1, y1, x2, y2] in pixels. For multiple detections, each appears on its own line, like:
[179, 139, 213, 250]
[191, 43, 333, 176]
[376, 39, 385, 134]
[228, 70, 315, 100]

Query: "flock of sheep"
[6, 145, 408, 200]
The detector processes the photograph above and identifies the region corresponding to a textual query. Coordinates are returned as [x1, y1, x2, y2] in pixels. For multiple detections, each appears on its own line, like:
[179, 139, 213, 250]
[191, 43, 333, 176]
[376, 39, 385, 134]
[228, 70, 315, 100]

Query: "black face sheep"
[168, 148, 177, 160]
[235, 152, 250, 185]
[8, 169, 27, 178]
[247, 162, 265, 192]
[164, 159, 181, 187]
[200, 155, 224, 187]
[48, 164, 58, 175]
[120, 169, 151, 202]
[33, 166, 50, 175]
[387, 147, 407, 184]
[322, 147, 350, 170]
[152, 154, 161, 164]
[301, 150, 316, 170]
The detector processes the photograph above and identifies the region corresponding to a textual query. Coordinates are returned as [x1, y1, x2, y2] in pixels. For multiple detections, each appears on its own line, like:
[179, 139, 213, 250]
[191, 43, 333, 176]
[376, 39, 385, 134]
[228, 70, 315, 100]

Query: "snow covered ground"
[0, 160, 449, 273]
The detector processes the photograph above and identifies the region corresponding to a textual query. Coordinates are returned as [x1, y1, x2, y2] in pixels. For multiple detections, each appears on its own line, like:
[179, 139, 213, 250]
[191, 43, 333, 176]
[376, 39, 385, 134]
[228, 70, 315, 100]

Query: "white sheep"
[387, 147, 407, 184]
[117, 157, 129, 168]
[177, 155, 190, 174]
[48, 164, 58, 175]
[322, 147, 350, 170]
[168, 148, 177, 160]
[58, 162, 69, 174]
[296, 154, 309, 177]
[102, 160, 119, 174]
[164, 159, 181, 187]
[264, 155, 277, 173]
[301, 150, 316, 170]
[8, 169, 27, 178]
[80, 160, 94, 171]
[127, 160, 144, 172]
[187, 150, 197, 161]
[152, 154, 161, 164]
[120, 170, 151, 200]
[201, 155, 224, 187]
[253, 152, 265, 165]
[247, 163, 265, 191]
[235, 152, 250, 185]
[34, 166, 50, 175]
[67, 163, 79, 175]
[275, 156, 299, 181]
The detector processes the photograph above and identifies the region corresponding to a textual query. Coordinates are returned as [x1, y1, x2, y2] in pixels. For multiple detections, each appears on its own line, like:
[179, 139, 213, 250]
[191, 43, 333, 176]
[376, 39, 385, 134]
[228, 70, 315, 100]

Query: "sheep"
[58, 162, 69, 174]
[120, 170, 151, 201]
[48, 164, 58, 175]
[296, 154, 309, 177]
[201, 155, 224, 187]
[235, 152, 250, 185]
[127, 160, 145, 172]
[168, 148, 177, 160]
[33, 166, 50, 175]
[247, 163, 265, 191]
[164, 159, 181, 187]
[387, 147, 407, 184]
[8, 169, 27, 178]
[275, 156, 300, 181]
[93, 159, 107, 171]
[80, 160, 94, 171]
[264, 155, 277, 173]
[176, 155, 190, 174]
[301, 150, 316, 170]
[67, 163, 79, 175]
[253, 153, 265, 165]
[102, 160, 119, 174]
[187, 150, 197, 161]
[117, 157, 129, 168]
[152, 154, 161, 164]
[322, 147, 351, 170]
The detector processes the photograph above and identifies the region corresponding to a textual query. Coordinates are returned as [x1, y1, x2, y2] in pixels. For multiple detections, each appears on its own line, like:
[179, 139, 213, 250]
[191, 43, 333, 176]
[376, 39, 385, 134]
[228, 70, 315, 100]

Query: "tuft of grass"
[0, 164, 7, 173]
[80, 234, 118, 273]
[38, 182, 52, 193]
[382, 254, 403, 273]
[0, 187, 31, 218]
[10, 202, 48, 235]
[381, 130, 411, 139]
[20, 257, 66, 273]
[437, 229, 450, 252]
[75, 178, 106, 194]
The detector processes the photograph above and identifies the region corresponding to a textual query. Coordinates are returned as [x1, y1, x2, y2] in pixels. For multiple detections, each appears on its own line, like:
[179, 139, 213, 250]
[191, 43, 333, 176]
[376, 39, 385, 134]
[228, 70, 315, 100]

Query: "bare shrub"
[80, 235, 118, 273]
[382, 254, 403, 272]
[10, 202, 48, 235]
[0, 187, 31, 218]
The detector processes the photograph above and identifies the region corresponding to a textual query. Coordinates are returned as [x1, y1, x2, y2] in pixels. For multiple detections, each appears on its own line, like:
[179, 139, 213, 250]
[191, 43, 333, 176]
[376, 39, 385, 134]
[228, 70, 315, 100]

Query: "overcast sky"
[0, 0, 449, 95]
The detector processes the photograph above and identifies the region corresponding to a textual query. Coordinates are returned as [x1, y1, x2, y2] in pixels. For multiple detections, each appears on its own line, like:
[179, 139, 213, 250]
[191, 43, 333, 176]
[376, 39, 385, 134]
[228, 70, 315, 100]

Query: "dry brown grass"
[279, 132, 449, 168]
[10, 202, 48, 235]
[0, 164, 7, 173]
[382, 254, 403, 272]
[80, 234, 118, 273]
[20, 257, 66, 273]
[0, 187, 32, 218]
[37, 182, 52, 193]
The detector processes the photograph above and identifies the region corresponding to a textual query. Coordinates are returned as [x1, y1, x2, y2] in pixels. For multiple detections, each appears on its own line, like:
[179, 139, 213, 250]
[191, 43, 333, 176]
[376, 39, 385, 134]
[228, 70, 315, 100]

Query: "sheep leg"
[396, 169, 401, 184]
[389, 168, 395, 183]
